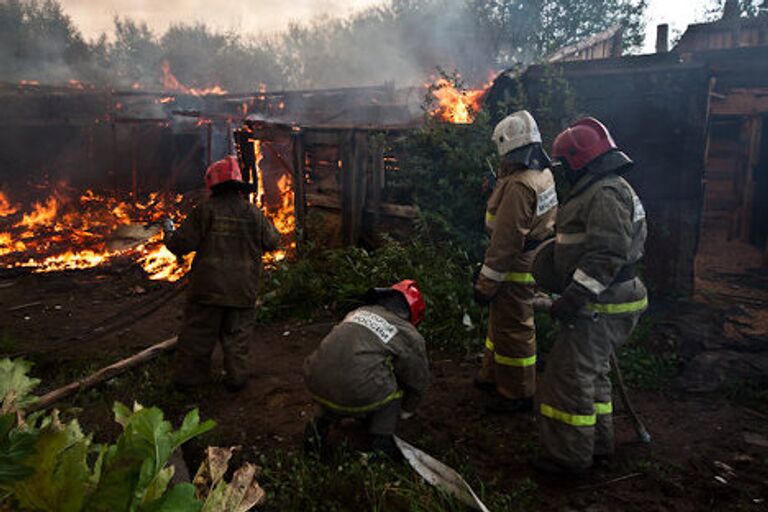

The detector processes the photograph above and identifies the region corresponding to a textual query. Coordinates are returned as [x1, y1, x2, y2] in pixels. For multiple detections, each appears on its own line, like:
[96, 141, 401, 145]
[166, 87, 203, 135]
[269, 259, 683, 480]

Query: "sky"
[59, 0, 718, 53]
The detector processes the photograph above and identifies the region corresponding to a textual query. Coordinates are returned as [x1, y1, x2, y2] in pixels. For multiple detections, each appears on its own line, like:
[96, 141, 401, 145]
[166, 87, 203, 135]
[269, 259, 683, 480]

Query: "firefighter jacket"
[554, 152, 648, 311]
[304, 305, 429, 414]
[165, 192, 280, 308]
[476, 166, 558, 299]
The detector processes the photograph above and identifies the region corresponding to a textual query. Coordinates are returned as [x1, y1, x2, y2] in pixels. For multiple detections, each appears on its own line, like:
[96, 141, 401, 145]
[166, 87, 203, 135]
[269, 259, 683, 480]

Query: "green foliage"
[262, 236, 483, 351]
[85, 403, 215, 512]
[0, 414, 38, 487]
[392, 79, 495, 257]
[706, 0, 766, 20]
[0, 390, 216, 511]
[0, 358, 40, 409]
[617, 345, 679, 391]
[8, 413, 98, 512]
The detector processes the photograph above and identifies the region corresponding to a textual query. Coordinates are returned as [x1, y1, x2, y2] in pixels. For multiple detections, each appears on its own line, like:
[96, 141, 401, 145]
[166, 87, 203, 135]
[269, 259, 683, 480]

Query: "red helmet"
[391, 279, 426, 327]
[552, 117, 617, 172]
[204, 156, 243, 190]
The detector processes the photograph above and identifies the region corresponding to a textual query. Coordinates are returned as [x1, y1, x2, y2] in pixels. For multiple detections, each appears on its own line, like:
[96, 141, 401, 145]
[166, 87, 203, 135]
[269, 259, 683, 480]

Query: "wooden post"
[340, 131, 353, 245]
[291, 132, 307, 243]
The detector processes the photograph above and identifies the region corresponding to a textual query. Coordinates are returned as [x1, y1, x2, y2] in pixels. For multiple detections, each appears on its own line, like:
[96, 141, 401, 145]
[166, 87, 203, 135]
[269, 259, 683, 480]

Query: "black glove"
[550, 286, 590, 322]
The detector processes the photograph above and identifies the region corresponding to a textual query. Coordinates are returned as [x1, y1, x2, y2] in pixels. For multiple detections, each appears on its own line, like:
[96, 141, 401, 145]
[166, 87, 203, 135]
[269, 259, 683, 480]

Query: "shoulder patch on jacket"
[536, 185, 558, 216]
[631, 191, 646, 223]
[344, 310, 399, 344]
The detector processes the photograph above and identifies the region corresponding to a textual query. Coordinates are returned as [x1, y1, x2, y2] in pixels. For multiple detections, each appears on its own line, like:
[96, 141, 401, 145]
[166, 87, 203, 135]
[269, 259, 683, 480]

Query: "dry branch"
[28, 336, 178, 412]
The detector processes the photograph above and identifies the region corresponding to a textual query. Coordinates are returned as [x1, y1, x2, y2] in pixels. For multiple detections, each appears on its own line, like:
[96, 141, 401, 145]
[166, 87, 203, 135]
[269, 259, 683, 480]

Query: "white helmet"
[492, 110, 542, 157]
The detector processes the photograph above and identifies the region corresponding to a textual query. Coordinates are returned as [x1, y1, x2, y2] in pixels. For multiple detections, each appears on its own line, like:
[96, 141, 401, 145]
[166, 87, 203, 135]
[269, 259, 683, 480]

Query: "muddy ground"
[1, 240, 767, 511]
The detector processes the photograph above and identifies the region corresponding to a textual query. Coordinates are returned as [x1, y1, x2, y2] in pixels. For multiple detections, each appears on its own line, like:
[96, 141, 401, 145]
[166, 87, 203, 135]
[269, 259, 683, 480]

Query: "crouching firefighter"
[474, 110, 557, 413]
[303, 280, 429, 460]
[163, 156, 280, 392]
[533, 117, 648, 476]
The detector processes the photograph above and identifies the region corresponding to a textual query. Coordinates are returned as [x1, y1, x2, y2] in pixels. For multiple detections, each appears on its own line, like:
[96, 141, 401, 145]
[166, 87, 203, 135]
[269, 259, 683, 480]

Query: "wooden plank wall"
[522, 63, 711, 295]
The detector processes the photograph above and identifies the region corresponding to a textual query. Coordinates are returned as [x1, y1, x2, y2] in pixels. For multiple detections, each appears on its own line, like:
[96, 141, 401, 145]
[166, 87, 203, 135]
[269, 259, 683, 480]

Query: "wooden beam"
[28, 337, 179, 413]
[710, 89, 768, 116]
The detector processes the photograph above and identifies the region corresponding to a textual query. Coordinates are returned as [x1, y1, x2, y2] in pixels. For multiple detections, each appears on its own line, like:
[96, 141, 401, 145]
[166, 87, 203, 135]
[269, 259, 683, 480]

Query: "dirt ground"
[1, 245, 767, 511]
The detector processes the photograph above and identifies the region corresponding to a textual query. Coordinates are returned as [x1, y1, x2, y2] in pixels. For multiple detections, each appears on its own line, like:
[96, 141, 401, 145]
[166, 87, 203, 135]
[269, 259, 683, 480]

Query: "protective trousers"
[319, 398, 402, 436]
[173, 302, 255, 388]
[479, 282, 536, 399]
[537, 310, 641, 469]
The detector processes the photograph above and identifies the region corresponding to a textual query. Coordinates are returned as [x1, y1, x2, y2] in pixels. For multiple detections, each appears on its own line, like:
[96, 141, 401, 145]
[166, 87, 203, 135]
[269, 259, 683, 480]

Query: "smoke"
[0, 0, 647, 91]
[0, 0, 539, 91]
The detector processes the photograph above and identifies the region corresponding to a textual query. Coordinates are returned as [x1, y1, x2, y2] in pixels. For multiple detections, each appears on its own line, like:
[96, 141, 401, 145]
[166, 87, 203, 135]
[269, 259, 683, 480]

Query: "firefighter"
[163, 156, 280, 392]
[474, 110, 558, 413]
[303, 280, 429, 459]
[533, 117, 648, 475]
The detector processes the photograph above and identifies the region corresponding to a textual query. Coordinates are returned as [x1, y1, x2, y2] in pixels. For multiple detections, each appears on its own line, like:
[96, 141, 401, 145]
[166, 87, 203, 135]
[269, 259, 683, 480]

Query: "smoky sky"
[59, 0, 383, 40]
[61, 0, 717, 51]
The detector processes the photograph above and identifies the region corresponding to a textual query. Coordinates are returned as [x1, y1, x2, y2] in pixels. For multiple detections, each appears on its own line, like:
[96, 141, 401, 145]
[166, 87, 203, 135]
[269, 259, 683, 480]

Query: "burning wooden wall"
[235, 120, 419, 251]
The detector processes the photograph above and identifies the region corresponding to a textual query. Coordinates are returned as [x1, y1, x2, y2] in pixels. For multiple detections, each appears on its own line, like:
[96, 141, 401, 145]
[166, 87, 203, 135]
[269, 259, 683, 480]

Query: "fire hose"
[533, 296, 652, 444]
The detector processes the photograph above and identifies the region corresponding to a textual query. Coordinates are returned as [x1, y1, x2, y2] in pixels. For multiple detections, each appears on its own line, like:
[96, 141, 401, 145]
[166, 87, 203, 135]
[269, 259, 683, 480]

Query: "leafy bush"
[262, 236, 484, 352]
[0, 359, 262, 512]
[391, 105, 496, 259]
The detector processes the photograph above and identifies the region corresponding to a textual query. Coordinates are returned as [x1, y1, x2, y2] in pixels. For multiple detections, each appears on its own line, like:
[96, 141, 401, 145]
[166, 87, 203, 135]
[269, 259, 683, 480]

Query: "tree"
[706, 0, 765, 19]
[0, 0, 94, 83]
[109, 17, 162, 88]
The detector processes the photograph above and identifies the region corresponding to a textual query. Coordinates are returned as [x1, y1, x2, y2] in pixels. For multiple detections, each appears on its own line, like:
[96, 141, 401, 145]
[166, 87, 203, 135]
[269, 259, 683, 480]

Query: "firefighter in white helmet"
[473, 110, 558, 413]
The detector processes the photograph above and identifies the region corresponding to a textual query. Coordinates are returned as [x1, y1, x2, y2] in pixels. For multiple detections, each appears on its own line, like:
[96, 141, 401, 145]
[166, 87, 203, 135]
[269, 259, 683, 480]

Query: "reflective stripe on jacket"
[554, 170, 648, 308]
[476, 167, 557, 298]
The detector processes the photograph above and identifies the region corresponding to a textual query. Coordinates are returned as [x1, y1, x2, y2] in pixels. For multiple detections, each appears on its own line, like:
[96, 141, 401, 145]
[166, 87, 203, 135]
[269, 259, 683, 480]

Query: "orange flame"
[252, 140, 295, 263]
[0, 191, 19, 217]
[0, 187, 191, 281]
[161, 60, 227, 96]
[430, 78, 490, 124]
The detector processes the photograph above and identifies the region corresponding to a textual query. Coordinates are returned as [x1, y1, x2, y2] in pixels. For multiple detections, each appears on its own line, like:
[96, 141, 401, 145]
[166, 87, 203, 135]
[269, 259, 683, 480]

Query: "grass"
[616, 346, 679, 391]
[257, 444, 538, 512]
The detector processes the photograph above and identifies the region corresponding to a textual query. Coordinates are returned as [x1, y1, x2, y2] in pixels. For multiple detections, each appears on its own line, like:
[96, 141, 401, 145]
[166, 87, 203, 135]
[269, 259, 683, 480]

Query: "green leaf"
[140, 483, 201, 512]
[9, 416, 97, 512]
[142, 466, 175, 505]
[0, 413, 38, 487]
[0, 359, 41, 409]
[87, 403, 215, 512]
[172, 410, 216, 451]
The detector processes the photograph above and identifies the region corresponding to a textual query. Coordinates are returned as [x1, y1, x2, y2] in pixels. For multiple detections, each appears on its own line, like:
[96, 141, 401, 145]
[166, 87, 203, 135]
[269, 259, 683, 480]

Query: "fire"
[161, 60, 227, 96]
[0, 187, 191, 281]
[252, 140, 296, 263]
[430, 78, 490, 124]
[0, 191, 19, 217]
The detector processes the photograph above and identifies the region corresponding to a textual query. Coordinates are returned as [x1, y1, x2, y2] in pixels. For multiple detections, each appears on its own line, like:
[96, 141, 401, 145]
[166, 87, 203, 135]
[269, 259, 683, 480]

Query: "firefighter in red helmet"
[532, 118, 648, 475]
[163, 156, 280, 391]
[303, 280, 429, 459]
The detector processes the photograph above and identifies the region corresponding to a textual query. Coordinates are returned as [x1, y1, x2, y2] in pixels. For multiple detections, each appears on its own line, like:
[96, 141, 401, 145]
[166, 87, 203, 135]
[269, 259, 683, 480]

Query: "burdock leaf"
[140, 483, 202, 512]
[0, 413, 39, 487]
[0, 359, 40, 409]
[8, 417, 96, 512]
